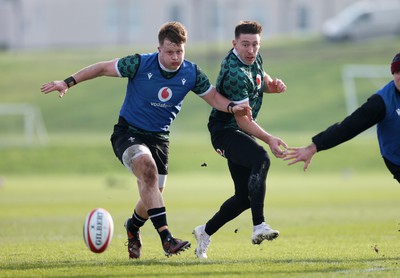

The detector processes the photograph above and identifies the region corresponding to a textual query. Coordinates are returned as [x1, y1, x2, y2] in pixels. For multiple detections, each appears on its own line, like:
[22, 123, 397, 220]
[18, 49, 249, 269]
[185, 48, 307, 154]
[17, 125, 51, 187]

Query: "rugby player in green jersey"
[193, 21, 287, 259]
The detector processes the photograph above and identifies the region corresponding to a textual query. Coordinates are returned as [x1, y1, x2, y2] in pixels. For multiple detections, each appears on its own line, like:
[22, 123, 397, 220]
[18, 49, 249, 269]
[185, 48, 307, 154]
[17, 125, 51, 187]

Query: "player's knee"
[138, 159, 158, 186]
[122, 144, 152, 172]
[143, 172, 158, 187]
[235, 195, 250, 210]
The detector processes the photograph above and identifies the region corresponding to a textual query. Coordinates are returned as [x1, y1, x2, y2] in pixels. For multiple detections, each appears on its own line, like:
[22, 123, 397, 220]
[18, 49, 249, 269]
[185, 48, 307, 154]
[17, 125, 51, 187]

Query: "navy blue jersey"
[116, 52, 212, 133]
[376, 81, 400, 165]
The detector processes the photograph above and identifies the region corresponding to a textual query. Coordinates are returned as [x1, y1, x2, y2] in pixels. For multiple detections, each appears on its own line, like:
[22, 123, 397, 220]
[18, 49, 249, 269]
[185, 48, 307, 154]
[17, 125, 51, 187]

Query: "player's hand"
[267, 79, 286, 93]
[232, 104, 253, 120]
[268, 136, 288, 158]
[284, 143, 317, 171]
[40, 81, 68, 98]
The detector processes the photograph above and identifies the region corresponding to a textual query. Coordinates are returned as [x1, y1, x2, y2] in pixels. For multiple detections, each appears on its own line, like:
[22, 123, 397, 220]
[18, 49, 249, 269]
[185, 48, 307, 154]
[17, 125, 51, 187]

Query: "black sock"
[159, 229, 172, 243]
[148, 207, 170, 242]
[129, 210, 147, 233]
[147, 207, 167, 229]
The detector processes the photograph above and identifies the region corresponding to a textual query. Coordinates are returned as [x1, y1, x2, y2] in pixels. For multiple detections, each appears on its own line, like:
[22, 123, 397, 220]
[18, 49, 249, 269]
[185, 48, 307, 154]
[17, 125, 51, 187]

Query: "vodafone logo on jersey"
[158, 87, 172, 102]
[256, 74, 262, 90]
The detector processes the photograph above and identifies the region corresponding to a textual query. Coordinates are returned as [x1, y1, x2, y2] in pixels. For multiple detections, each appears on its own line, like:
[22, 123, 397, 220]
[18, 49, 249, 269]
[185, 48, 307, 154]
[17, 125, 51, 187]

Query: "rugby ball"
[83, 208, 114, 253]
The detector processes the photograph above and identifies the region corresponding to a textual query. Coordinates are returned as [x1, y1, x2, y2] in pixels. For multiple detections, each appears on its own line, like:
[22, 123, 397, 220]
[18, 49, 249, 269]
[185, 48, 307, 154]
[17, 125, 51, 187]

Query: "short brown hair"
[235, 21, 262, 39]
[158, 22, 187, 45]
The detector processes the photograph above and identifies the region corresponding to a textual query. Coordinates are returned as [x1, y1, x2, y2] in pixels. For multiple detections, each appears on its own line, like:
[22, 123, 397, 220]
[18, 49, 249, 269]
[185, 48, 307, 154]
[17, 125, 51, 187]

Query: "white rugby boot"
[193, 224, 211, 259]
[251, 222, 279, 245]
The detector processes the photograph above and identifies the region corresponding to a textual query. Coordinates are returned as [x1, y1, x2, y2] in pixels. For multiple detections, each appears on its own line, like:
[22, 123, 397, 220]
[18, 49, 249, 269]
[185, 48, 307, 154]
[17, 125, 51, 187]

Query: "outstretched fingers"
[283, 147, 312, 171]
[40, 82, 55, 93]
[40, 81, 68, 98]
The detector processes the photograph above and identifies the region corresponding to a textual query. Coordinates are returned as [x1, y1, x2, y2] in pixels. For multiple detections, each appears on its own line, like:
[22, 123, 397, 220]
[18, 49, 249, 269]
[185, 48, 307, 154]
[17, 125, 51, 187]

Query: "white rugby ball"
[83, 208, 114, 253]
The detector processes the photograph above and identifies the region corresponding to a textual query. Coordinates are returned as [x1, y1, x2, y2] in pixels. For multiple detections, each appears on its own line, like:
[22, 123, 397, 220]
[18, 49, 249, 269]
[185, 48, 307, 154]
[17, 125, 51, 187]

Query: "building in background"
[0, 0, 393, 50]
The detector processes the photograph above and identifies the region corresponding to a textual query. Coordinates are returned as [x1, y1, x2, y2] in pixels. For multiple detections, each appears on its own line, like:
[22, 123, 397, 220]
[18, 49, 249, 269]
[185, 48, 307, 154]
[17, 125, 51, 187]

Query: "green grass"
[0, 131, 387, 175]
[1, 36, 399, 136]
[1, 36, 400, 277]
[0, 133, 398, 277]
[0, 172, 399, 277]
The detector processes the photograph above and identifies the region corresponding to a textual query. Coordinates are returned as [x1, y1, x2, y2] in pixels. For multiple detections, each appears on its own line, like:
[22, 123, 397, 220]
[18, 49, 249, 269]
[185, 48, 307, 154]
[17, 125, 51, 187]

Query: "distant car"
[322, 0, 400, 41]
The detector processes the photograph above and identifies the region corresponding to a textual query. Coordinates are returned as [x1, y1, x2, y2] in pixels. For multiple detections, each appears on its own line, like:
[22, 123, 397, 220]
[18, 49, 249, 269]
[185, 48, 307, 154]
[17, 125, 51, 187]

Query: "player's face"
[158, 39, 185, 71]
[232, 33, 261, 65]
[394, 72, 400, 91]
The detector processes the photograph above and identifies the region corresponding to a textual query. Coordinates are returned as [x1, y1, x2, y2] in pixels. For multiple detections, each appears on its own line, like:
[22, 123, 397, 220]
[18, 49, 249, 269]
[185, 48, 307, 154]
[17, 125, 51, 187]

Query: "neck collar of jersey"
[233, 48, 251, 66]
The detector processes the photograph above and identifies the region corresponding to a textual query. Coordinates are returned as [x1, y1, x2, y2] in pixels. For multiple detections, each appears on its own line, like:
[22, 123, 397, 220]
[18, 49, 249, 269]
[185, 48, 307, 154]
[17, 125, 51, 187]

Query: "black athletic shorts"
[110, 117, 169, 175]
[209, 127, 268, 167]
[383, 157, 400, 183]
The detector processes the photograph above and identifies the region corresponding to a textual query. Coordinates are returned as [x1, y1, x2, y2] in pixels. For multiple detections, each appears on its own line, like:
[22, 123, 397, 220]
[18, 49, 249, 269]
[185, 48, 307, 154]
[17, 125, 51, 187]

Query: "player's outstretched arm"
[40, 59, 119, 98]
[234, 111, 287, 158]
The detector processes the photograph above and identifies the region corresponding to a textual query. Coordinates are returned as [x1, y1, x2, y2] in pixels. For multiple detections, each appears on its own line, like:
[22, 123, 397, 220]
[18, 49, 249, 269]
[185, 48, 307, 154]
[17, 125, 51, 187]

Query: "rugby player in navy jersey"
[285, 52, 400, 184]
[40, 21, 251, 259]
[193, 21, 288, 259]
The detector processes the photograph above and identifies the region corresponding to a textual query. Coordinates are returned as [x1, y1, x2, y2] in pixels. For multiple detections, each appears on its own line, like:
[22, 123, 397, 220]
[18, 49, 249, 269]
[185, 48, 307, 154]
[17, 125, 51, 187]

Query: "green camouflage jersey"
[208, 48, 265, 132]
[117, 53, 211, 93]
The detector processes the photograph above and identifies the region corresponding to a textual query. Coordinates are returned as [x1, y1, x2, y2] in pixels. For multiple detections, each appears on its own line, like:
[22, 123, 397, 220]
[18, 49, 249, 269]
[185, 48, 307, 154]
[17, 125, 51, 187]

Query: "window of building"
[297, 4, 311, 31]
[211, 2, 223, 40]
[106, 2, 141, 40]
[169, 4, 181, 22]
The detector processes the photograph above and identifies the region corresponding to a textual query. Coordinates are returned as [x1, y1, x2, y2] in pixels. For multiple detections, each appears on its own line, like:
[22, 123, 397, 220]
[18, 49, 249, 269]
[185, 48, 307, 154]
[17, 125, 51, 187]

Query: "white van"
[322, 0, 400, 41]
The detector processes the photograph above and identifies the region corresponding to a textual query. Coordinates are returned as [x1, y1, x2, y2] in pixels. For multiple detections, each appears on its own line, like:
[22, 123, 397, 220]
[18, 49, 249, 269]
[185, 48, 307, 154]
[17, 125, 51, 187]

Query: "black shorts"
[209, 128, 269, 168]
[110, 117, 169, 175]
[383, 157, 400, 183]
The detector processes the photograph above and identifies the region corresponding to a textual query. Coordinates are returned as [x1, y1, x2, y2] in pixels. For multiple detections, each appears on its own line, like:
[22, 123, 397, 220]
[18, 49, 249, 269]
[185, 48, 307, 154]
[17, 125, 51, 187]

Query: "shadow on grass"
[2, 256, 399, 275]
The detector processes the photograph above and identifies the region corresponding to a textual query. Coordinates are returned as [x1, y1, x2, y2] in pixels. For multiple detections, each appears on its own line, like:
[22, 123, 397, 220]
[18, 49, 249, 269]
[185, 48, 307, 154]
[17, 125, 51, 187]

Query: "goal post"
[342, 64, 390, 114]
[342, 64, 391, 135]
[0, 103, 48, 147]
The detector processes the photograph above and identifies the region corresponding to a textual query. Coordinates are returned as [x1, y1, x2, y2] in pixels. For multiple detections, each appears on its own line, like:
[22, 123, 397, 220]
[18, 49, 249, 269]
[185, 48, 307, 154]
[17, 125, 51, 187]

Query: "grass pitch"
[1, 36, 400, 277]
[0, 171, 399, 277]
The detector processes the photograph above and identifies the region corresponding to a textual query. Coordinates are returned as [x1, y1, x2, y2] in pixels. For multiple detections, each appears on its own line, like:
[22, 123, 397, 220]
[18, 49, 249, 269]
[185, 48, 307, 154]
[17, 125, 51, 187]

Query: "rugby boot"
[162, 235, 191, 257]
[193, 224, 211, 259]
[251, 222, 279, 244]
[124, 219, 142, 259]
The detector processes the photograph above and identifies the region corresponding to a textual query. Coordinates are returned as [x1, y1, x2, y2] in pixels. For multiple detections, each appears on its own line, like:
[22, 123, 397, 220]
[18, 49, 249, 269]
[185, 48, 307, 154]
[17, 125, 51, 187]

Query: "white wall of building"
[0, 0, 391, 50]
